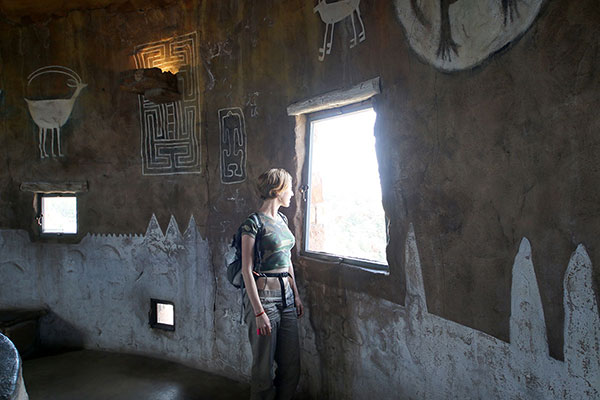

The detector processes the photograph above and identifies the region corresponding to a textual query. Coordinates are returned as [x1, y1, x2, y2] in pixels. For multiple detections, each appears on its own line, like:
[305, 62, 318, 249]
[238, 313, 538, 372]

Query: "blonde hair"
[257, 168, 292, 200]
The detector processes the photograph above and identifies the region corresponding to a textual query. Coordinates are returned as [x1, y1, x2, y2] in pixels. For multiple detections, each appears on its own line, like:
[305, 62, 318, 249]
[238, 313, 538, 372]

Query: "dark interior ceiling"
[0, 0, 176, 21]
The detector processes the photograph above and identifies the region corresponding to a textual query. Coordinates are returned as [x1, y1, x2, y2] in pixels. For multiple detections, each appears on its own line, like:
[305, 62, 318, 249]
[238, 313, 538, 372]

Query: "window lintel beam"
[286, 77, 380, 116]
[20, 181, 88, 194]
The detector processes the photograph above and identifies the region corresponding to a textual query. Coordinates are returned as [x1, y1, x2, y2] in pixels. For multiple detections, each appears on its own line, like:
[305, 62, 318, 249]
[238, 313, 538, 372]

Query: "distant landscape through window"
[306, 106, 387, 267]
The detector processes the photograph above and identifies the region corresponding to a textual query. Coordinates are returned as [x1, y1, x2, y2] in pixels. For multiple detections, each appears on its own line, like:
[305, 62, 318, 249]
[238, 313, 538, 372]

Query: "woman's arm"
[241, 234, 272, 335]
[287, 265, 304, 318]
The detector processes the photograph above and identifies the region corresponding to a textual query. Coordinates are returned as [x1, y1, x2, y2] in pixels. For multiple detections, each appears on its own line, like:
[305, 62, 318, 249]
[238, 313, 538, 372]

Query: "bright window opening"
[305, 105, 387, 268]
[150, 299, 175, 331]
[41, 195, 77, 234]
[157, 303, 174, 325]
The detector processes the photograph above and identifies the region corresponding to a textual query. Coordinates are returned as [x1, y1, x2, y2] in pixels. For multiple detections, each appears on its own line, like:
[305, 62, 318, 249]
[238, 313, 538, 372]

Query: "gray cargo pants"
[245, 285, 300, 400]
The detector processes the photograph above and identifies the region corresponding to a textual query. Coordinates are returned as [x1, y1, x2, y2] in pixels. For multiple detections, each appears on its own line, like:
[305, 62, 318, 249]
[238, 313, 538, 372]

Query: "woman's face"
[279, 184, 294, 207]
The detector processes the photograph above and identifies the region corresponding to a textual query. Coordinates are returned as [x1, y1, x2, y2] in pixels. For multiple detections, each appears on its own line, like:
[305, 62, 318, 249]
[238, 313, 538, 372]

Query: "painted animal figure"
[314, 0, 366, 61]
[436, 0, 459, 61]
[501, 0, 520, 25]
[24, 66, 87, 158]
[409, 0, 520, 62]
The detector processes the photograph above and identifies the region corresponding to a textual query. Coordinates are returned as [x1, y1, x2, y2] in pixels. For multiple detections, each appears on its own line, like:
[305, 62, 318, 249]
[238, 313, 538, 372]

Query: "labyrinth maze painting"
[134, 32, 201, 175]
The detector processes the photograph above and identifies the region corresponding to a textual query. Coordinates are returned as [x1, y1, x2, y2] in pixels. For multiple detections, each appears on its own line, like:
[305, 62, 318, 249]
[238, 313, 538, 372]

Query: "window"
[149, 299, 175, 331]
[40, 194, 77, 235]
[304, 102, 387, 269]
[20, 181, 87, 240]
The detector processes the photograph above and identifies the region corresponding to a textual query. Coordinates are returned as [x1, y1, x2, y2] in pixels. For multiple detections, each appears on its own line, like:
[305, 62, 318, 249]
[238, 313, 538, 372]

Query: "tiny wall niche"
[149, 298, 175, 331]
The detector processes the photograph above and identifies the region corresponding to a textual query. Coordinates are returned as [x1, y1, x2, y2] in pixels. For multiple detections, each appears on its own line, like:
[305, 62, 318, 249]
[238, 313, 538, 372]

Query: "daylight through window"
[157, 303, 174, 326]
[41, 195, 77, 234]
[305, 105, 387, 268]
[150, 299, 175, 331]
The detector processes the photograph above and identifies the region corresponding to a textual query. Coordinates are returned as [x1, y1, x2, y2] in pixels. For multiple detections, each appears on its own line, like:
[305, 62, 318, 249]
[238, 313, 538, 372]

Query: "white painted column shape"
[563, 244, 600, 398]
[509, 237, 549, 358]
[404, 223, 428, 316]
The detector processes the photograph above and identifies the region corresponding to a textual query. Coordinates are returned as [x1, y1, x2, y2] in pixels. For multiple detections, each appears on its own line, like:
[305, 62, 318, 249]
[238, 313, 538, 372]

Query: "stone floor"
[22, 350, 250, 400]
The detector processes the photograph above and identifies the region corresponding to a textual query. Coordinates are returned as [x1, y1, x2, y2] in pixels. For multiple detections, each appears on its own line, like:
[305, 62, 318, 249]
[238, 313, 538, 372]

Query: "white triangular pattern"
[144, 214, 164, 240]
[563, 244, 600, 395]
[509, 238, 548, 356]
[165, 216, 183, 243]
[404, 223, 427, 314]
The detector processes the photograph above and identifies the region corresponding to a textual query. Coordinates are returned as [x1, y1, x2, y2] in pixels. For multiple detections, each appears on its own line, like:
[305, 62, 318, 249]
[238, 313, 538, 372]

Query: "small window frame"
[149, 298, 175, 332]
[38, 193, 78, 237]
[301, 99, 388, 271]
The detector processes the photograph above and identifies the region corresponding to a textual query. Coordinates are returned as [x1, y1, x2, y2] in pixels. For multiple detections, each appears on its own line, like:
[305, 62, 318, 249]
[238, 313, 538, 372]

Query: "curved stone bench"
[0, 333, 28, 400]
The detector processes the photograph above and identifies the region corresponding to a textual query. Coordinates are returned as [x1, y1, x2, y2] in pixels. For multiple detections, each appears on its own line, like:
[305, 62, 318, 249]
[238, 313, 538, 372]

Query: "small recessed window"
[149, 299, 175, 331]
[304, 103, 387, 269]
[41, 195, 77, 234]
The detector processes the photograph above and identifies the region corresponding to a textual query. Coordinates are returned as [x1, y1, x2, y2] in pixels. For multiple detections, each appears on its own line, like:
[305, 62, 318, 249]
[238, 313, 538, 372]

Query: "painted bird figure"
[411, 0, 521, 62]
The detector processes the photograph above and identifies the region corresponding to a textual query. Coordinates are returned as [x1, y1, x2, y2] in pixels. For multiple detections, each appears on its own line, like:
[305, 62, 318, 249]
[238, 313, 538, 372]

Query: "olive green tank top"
[240, 212, 295, 271]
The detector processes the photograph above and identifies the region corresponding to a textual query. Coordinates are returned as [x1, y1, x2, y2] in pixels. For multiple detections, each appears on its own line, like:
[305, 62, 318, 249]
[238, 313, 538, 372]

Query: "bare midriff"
[255, 267, 291, 291]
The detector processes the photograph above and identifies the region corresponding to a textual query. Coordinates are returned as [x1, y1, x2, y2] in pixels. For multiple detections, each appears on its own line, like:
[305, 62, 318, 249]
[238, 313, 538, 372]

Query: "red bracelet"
[255, 310, 265, 318]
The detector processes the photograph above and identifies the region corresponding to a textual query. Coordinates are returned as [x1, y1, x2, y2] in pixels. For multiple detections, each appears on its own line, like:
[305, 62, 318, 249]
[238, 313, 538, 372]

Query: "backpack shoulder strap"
[248, 213, 264, 236]
[277, 211, 288, 225]
[247, 213, 264, 273]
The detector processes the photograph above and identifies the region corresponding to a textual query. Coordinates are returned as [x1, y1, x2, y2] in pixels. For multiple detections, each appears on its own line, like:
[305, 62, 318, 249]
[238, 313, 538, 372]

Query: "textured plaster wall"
[0, 216, 256, 378]
[1, 223, 598, 398]
[297, 229, 600, 399]
[0, 0, 599, 398]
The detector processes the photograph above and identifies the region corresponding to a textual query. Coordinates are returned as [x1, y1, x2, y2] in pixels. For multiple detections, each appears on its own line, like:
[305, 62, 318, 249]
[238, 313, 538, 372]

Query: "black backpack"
[226, 213, 264, 288]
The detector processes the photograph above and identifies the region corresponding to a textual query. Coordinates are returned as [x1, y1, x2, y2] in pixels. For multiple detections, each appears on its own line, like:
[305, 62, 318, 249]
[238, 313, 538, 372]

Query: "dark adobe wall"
[0, 0, 598, 362]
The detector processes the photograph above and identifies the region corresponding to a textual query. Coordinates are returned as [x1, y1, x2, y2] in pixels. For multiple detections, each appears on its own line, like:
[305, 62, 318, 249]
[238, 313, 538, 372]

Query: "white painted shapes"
[183, 215, 198, 242]
[0, 214, 216, 369]
[141, 214, 199, 243]
[144, 214, 164, 241]
[218, 107, 247, 184]
[142, 214, 183, 258]
[24, 66, 87, 158]
[134, 32, 201, 175]
[165, 215, 184, 243]
[1, 216, 598, 397]
[314, 0, 366, 61]
[404, 223, 428, 316]
[245, 92, 259, 118]
[394, 0, 545, 71]
[509, 238, 548, 357]
[563, 244, 600, 398]
[396, 229, 599, 399]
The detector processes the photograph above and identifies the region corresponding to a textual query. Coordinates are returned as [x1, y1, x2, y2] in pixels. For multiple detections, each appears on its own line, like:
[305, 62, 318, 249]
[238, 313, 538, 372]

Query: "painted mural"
[24, 66, 87, 158]
[134, 32, 201, 175]
[394, 0, 545, 71]
[0, 220, 597, 398]
[218, 107, 247, 184]
[314, 0, 366, 61]
[299, 227, 600, 399]
[0, 216, 235, 371]
[245, 92, 259, 118]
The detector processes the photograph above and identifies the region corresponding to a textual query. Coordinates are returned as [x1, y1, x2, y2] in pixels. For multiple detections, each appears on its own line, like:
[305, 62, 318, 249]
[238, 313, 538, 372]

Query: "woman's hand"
[295, 297, 304, 318]
[256, 312, 272, 335]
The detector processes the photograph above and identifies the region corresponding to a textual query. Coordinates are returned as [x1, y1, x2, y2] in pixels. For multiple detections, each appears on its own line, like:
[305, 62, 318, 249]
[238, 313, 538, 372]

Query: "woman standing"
[241, 168, 304, 400]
